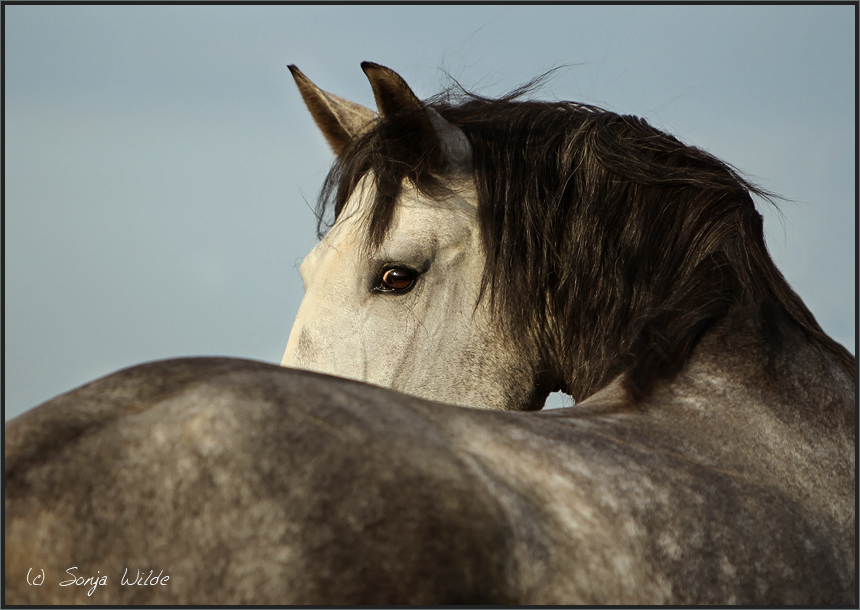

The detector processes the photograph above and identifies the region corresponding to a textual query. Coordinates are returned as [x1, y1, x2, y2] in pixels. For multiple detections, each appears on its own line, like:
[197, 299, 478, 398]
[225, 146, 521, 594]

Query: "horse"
[5, 62, 854, 605]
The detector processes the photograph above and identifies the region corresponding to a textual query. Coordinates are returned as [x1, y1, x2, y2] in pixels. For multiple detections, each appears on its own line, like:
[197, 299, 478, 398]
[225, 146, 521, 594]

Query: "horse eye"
[375, 267, 417, 293]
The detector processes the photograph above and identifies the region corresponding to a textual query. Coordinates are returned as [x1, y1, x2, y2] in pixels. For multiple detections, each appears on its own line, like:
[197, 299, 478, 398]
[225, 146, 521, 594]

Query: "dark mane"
[317, 87, 854, 402]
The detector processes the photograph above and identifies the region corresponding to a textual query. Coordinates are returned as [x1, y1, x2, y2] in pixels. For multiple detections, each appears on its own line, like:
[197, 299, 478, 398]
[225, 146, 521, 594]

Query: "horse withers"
[5, 63, 854, 604]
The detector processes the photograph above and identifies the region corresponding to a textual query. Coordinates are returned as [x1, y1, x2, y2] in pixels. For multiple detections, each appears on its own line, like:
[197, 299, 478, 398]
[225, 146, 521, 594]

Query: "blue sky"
[5, 5, 855, 418]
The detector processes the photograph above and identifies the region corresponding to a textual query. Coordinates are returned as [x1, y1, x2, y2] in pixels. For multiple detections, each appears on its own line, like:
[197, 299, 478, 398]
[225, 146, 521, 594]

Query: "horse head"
[283, 63, 550, 411]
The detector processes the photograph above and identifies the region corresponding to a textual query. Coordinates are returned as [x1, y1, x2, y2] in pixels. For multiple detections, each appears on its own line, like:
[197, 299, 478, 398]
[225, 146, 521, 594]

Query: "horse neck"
[568, 310, 855, 572]
[664, 311, 854, 434]
[633, 310, 855, 525]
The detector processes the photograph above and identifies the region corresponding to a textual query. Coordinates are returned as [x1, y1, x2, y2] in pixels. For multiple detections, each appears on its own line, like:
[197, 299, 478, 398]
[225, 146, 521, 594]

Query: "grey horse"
[5, 63, 854, 604]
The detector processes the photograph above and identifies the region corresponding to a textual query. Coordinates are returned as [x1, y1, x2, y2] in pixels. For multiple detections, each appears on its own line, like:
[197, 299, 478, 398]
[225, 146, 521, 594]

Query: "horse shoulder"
[438, 390, 853, 604]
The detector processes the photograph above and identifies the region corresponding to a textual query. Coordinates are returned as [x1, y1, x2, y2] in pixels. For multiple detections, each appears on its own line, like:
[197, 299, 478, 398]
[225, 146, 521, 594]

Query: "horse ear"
[361, 62, 471, 168]
[360, 61, 424, 118]
[288, 65, 377, 155]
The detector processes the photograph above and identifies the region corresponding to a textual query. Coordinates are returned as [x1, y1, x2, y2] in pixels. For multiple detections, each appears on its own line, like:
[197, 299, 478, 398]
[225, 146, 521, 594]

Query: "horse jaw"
[282, 179, 543, 411]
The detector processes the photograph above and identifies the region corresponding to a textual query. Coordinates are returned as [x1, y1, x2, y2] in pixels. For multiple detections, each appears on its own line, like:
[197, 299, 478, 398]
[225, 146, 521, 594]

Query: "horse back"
[4, 358, 513, 604]
[4, 356, 855, 604]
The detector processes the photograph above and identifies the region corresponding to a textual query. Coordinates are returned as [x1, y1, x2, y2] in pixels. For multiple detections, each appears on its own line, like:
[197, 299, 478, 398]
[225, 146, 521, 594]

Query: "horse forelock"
[315, 84, 854, 402]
